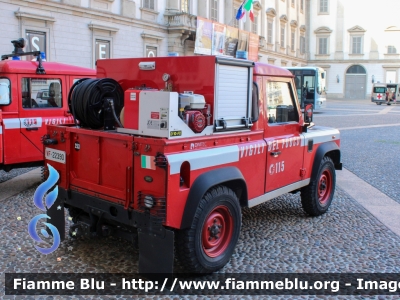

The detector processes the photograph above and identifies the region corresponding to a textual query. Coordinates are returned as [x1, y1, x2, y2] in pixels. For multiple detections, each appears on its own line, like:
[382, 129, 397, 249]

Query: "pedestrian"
[386, 87, 393, 105]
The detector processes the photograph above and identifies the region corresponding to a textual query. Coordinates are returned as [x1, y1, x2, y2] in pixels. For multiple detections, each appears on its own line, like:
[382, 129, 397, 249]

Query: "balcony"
[164, 10, 197, 31]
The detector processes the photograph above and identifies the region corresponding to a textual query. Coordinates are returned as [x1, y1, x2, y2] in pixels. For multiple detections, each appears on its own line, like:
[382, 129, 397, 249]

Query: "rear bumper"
[51, 188, 174, 273]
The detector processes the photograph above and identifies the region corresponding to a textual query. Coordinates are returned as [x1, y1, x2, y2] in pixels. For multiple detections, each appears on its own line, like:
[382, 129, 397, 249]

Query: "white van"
[371, 83, 399, 105]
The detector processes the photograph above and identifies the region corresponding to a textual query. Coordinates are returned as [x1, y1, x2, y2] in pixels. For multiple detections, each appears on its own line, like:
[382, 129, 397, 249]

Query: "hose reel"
[68, 78, 124, 130]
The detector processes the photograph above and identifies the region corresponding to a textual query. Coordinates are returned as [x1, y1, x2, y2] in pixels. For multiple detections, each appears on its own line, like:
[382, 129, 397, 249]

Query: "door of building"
[345, 65, 366, 99]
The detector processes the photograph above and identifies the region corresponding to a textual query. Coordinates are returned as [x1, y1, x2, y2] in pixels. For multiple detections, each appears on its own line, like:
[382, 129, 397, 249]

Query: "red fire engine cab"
[0, 38, 95, 171]
[43, 55, 342, 274]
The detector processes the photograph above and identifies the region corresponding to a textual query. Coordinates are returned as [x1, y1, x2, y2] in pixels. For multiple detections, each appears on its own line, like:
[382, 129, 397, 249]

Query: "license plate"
[45, 148, 66, 164]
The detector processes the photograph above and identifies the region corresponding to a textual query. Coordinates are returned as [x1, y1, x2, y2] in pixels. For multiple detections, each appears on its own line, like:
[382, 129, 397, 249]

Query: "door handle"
[270, 151, 281, 157]
[25, 127, 39, 131]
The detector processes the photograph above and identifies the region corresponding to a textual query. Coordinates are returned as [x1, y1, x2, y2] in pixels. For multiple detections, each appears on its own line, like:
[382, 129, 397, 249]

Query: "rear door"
[18, 75, 67, 162]
[264, 77, 305, 192]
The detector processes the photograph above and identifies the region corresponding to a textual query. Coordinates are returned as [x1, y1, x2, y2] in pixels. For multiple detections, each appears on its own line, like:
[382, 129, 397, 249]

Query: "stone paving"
[0, 168, 36, 184]
[1, 183, 400, 299]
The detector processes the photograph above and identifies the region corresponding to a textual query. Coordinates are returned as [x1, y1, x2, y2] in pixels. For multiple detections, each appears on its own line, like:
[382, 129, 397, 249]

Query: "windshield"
[373, 87, 386, 93]
[0, 78, 11, 105]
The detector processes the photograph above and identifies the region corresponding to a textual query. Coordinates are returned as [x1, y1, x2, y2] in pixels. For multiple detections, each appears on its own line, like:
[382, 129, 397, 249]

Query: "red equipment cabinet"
[44, 55, 342, 274]
[0, 41, 95, 171]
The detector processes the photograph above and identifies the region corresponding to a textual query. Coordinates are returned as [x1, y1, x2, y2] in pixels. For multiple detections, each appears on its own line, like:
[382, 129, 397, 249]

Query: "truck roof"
[0, 60, 95, 75]
[254, 62, 294, 77]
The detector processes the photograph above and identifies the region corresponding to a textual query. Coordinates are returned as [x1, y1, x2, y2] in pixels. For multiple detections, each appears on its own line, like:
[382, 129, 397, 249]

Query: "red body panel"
[97, 56, 217, 123]
[0, 60, 95, 169]
[123, 89, 141, 130]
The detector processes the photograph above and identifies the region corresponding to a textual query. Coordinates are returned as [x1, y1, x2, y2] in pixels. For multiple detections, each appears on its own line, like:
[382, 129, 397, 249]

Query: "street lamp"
[372, 75, 375, 83]
[336, 75, 339, 83]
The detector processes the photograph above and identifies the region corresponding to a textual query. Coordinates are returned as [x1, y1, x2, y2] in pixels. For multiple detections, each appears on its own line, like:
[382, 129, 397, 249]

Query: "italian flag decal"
[141, 155, 156, 170]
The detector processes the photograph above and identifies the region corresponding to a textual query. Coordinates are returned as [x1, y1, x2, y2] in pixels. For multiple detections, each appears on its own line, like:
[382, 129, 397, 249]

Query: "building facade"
[307, 0, 400, 99]
[0, 0, 307, 67]
[1, 0, 398, 99]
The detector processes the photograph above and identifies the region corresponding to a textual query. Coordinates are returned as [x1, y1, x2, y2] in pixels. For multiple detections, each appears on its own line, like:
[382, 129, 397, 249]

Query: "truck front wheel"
[301, 156, 336, 216]
[176, 185, 241, 273]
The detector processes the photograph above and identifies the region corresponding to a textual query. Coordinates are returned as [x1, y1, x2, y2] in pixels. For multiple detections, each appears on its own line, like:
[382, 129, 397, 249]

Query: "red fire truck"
[0, 38, 95, 171]
[43, 55, 342, 274]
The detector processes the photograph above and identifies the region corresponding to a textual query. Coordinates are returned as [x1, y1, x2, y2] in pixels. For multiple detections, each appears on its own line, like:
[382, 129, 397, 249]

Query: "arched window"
[346, 65, 366, 74]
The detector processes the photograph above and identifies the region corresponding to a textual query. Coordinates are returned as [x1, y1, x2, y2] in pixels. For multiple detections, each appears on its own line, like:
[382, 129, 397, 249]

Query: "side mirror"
[304, 103, 313, 123]
[302, 104, 314, 132]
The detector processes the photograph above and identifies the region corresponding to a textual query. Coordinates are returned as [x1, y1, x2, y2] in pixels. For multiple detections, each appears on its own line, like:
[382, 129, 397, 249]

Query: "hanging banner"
[224, 26, 239, 58]
[212, 22, 227, 55]
[236, 30, 249, 59]
[248, 32, 259, 61]
[194, 17, 213, 55]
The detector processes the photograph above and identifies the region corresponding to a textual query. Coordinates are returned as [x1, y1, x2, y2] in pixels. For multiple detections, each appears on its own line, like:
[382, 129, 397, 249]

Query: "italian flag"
[141, 155, 156, 170]
[244, 0, 254, 22]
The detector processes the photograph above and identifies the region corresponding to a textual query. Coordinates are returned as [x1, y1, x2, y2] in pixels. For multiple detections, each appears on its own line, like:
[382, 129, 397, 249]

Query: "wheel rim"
[201, 205, 233, 258]
[318, 169, 332, 206]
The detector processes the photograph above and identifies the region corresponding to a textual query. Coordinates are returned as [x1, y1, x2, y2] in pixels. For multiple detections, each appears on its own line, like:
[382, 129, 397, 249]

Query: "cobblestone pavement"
[1, 183, 400, 299]
[0, 168, 37, 184]
[1, 99, 400, 299]
[315, 100, 400, 204]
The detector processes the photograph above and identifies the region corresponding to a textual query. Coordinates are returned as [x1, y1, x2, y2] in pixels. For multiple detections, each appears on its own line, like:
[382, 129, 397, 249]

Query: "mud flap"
[46, 197, 66, 241]
[138, 229, 174, 274]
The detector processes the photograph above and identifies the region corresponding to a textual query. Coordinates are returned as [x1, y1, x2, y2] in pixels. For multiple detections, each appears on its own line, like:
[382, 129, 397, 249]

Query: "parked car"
[36, 89, 49, 106]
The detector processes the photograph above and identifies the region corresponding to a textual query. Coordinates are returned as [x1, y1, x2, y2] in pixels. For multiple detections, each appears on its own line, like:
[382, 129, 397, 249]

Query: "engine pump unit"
[119, 90, 213, 139]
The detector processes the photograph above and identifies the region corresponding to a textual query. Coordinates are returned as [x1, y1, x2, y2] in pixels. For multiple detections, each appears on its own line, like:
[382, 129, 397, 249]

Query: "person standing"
[386, 87, 393, 105]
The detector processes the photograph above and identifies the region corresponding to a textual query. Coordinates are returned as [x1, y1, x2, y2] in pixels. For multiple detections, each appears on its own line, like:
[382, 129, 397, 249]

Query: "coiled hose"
[68, 78, 124, 129]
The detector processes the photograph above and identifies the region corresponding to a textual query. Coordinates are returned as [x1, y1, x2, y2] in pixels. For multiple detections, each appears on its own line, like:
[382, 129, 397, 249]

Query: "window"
[25, 31, 46, 61]
[301, 0, 304, 10]
[352, 36, 362, 54]
[318, 37, 328, 54]
[386, 71, 396, 83]
[300, 36, 306, 54]
[181, 0, 189, 13]
[347, 65, 366, 74]
[95, 40, 110, 61]
[291, 31, 295, 51]
[0, 78, 11, 105]
[146, 46, 157, 57]
[252, 16, 258, 34]
[319, 0, 328, 13]
[22, 78, 62, 109]
[267, 82, 298, 123]
[143, 0, 155, 9]
[210, 0, 218, 21]
[267, 22, 273, 44]
[281, 27, 285, 47]
[291, 0, 295, 6]
[388, 46, 397, 54]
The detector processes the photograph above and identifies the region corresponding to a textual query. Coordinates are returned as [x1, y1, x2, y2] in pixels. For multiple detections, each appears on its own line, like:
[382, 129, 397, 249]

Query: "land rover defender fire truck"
[0, 38, 95, 171]
[43, 55, 342, 274]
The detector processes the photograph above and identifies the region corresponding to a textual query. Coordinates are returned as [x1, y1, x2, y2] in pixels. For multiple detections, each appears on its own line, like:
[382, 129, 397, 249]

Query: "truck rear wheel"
[301, 156, 336, 216]
[176, 185, 241, 273]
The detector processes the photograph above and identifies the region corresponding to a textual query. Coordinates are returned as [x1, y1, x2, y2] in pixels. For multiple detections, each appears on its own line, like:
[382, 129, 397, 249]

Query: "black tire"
[301, 156, 336, 216]
[176, 185, 241, 273]
[376, 102, 382, 105]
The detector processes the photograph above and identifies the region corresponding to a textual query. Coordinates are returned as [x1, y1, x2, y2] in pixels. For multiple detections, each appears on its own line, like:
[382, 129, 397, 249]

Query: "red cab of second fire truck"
[0, 59, 95, 171]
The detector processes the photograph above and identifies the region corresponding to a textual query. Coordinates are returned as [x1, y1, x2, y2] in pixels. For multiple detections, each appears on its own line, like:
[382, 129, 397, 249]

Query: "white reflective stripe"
[3, 117, 43, 129]
[167, 145, 239, 175]
[3, 118, 20, 129]
[301, 126, 340, 146]
[0, 126, 2, 134]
